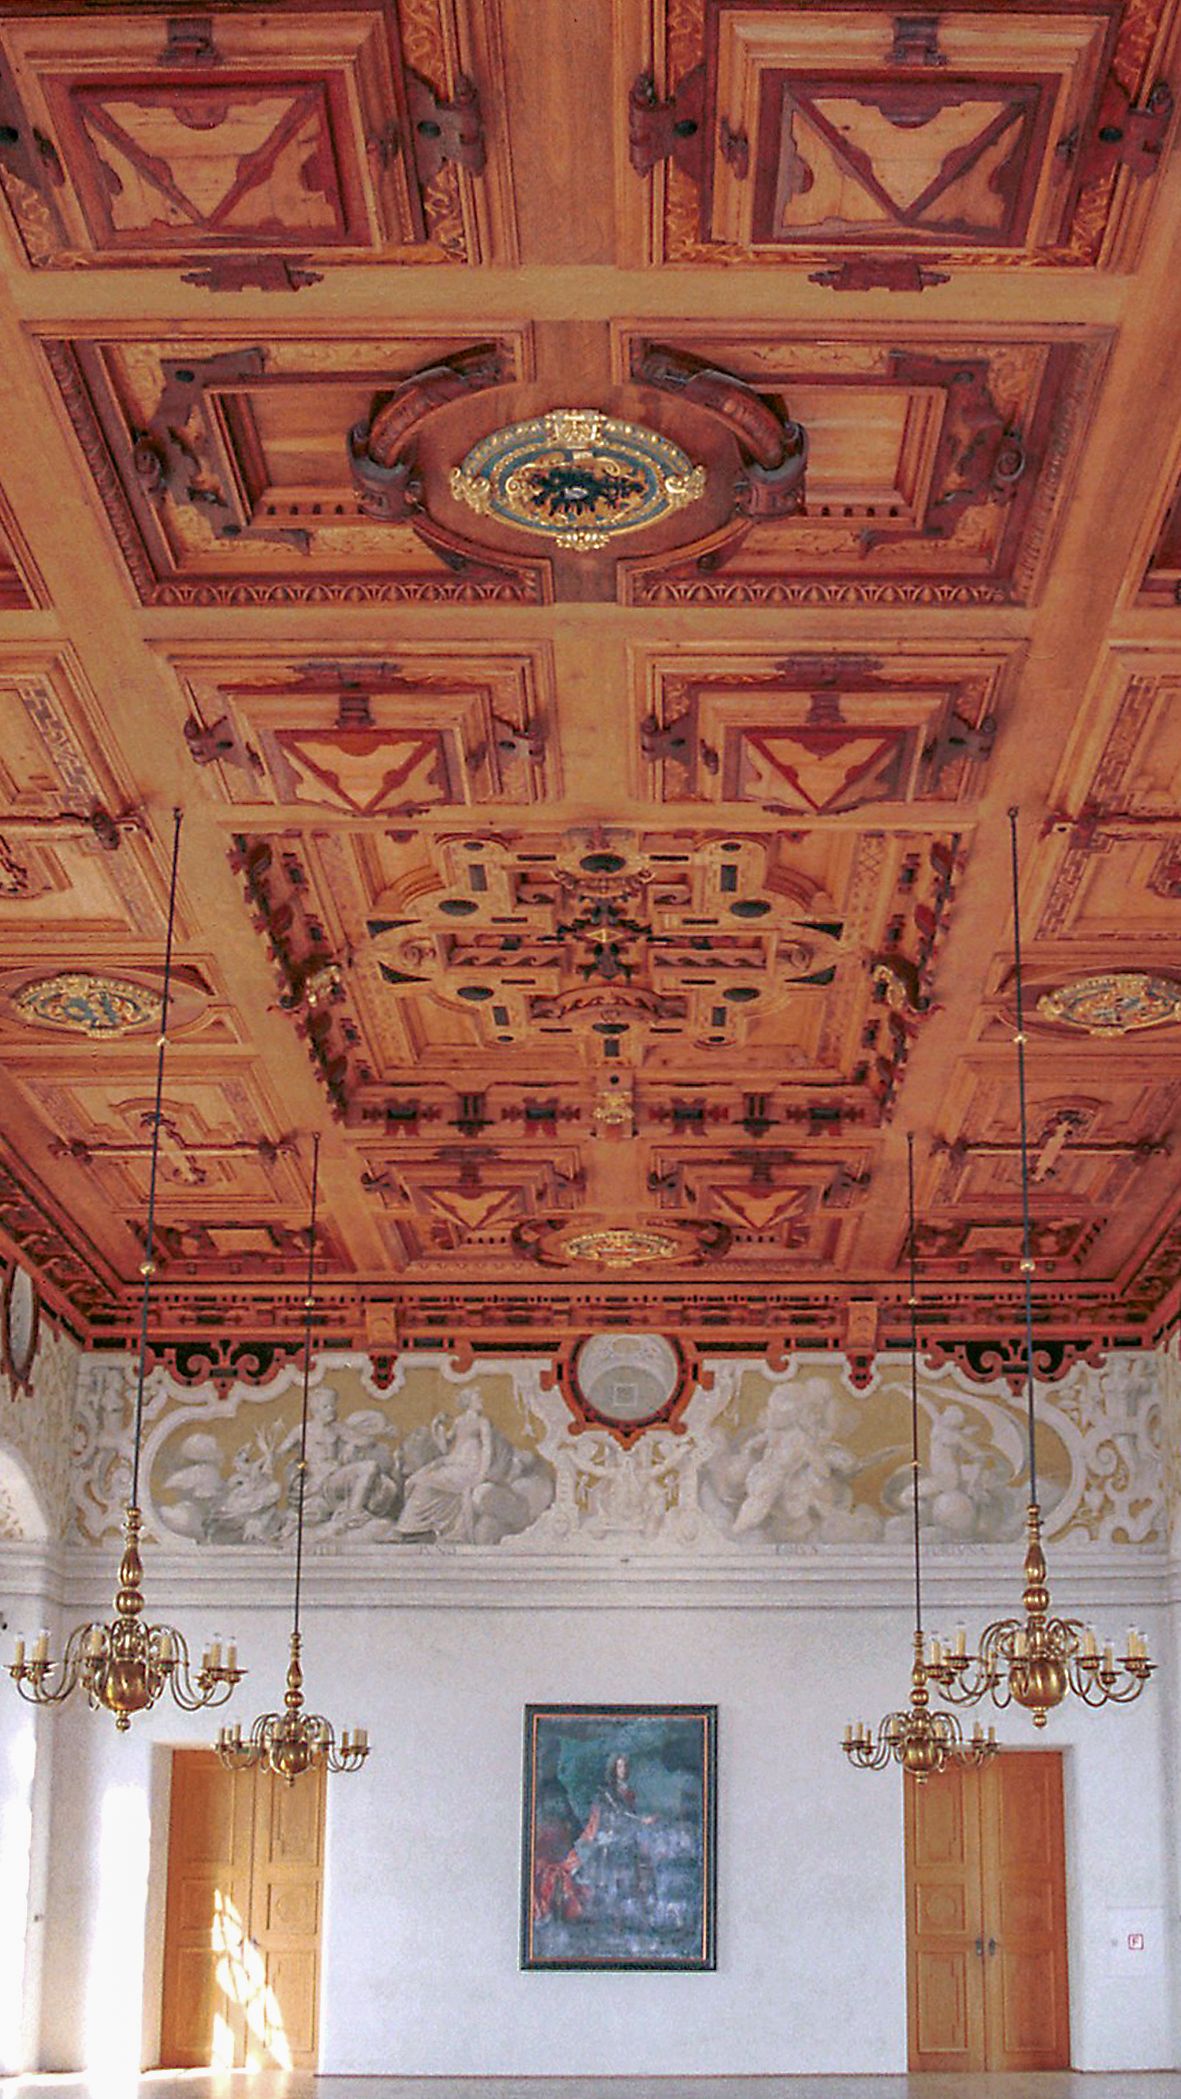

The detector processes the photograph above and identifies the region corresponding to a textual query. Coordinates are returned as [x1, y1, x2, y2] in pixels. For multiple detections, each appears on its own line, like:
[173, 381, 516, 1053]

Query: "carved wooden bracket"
[628, 65, 706, 180]
[159, 16, 221, 68]
[636, 345, 808, 517]
[405, 69, 486, 184]
[183, 712, 262, 777]
[347, 343, 509, 522]
[869, 350, 1025, 543]
[0, 48, 65, 223]
[133, 347, 310, 551]
[922, 710, 996, 778]
[1071, 78, 1175, 181]
[180, 257, 323, 293]
[889, 15, 946, 67]
[809, 257, 950, 293]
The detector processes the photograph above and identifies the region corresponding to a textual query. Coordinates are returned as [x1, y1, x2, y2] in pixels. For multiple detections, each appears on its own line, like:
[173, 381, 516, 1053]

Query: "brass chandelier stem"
[927, 809, 1154, 1725]
[216, 1131, 369, 1782]
[906, 1132, 924, 1651]
[842, 1132, 995, 1779]
[1008, 805, 1039, 1511]
[130, 806, 181, 1512]
[291, 1134, 321, 1645]
[8, 806, 243, 1728]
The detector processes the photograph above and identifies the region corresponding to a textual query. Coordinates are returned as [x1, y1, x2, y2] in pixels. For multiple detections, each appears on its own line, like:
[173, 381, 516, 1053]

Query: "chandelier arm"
[1007, 805, 1039, 1512]
[131, 807, 183, 1512]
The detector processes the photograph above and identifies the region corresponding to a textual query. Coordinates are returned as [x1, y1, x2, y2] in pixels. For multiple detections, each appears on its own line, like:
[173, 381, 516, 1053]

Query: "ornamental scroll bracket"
[132, 349, 310, 552]
[347, 343, 511, 524]
[862, 350, 1025, 548]
[635, 346, 808, 519]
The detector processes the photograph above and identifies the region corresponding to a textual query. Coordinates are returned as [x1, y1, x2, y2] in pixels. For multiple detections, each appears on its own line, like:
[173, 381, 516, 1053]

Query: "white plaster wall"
[0, 1555, 60, 2076]
[24, 1579, 1178, 2077]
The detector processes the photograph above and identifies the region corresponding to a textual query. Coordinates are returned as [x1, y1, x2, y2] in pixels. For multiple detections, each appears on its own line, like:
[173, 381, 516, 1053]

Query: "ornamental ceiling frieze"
[68, 1346, 1164, 1558]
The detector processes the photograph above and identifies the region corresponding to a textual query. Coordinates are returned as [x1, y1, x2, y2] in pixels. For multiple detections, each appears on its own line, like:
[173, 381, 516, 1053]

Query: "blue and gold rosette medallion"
[449, 408, 706, 550]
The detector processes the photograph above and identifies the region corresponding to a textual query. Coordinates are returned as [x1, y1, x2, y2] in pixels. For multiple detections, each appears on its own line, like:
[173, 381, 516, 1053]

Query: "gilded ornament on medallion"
[450, 409, 706, 549]
[1036, 972, 1181, 1035]
[12, 972, 164, 1037]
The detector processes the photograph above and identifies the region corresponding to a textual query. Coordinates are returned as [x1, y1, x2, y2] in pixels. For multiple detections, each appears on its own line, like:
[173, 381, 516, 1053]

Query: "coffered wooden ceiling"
[0, 0, 1179, 1370]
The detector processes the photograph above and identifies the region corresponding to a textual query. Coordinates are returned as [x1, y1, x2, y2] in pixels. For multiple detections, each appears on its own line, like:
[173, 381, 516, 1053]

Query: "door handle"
[974, 1936, 984, 1957]
[987, 1936, 998, 1957]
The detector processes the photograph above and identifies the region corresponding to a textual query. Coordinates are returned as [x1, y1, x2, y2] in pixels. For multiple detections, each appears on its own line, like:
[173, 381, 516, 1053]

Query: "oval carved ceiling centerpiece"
[512, 1216, 732, 1269]
[1035, 972, 1181, 1035]
[449, 408, 707, 550]
[5, 969, 206, 1038]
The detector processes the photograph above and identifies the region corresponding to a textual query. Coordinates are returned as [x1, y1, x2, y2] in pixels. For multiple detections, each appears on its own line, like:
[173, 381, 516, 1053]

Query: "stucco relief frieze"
[0, 1319, 80, 1538]
[68, 1345, 1164, 1559]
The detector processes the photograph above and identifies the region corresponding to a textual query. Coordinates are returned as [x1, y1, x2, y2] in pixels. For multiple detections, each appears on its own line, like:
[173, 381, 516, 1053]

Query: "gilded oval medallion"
[1035, 971, 1181, 1035]
[12, 971, 165, 1037]
[450, 408, 706, 550]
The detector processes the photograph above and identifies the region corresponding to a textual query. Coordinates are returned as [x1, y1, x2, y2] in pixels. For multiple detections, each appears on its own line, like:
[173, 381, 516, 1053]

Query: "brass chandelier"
[928, 809, 1153, 1728]
[8, 810, 244, 1730]
[843, 1134, 997, 1779]
[217, 1134, 369, 1783]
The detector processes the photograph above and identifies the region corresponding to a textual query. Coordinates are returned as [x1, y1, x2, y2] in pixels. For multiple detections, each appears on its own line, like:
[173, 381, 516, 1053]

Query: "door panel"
[906, 1758, 986, 2069]
[981, 1752, 1070, 2070]
[160, 1750, 325, 2070]
[250, 1758, 326, 2069]
[160, 1750, 253, 2068]
[907, 1751, 1069, 2072]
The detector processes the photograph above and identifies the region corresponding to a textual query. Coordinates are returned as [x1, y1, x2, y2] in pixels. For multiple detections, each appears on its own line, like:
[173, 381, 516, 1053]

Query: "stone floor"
[5, 2077, 1181, 2098]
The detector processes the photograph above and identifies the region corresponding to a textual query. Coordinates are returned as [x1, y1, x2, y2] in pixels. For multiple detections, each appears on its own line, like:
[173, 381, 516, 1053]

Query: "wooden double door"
[906, 1750, 1070, 2072]
[159, 1748, 326, 2070]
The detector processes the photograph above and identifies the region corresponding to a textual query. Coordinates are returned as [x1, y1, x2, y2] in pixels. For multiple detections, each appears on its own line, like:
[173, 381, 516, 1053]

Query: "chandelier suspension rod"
[906, 1132, 923, 1643]
[1008, 805, 1039, 1511]
[131, 805, 182, 1513]
[292, 1133, 321, 1642]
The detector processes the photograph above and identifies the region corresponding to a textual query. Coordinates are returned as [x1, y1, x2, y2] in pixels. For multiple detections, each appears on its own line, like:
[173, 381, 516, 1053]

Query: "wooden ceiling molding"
[0, 0, 516, 273]
[626, 0, 1181, 270]
[0, 0, 1177, 1367]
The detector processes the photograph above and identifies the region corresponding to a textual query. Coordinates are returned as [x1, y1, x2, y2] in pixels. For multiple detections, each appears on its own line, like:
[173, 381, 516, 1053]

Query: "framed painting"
[521, 1703, 717, 1970]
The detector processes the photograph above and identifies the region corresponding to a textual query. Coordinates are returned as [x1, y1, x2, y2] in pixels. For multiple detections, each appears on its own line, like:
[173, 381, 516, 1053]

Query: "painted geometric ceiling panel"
[0, 0, 515, 271]
[634, 644, 1018, 811]
[630, 0, 1181, 269]
[0, 0, 1178, 1363]
[161, 644, 558, 812]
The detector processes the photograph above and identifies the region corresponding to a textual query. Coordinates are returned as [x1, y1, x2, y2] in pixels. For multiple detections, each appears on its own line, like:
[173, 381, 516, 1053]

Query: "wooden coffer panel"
[0, 1, 515, 268]
[645, 0, 1181, 268]
[617, 325, 1110, 607]
[39, 326, 541, 608]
